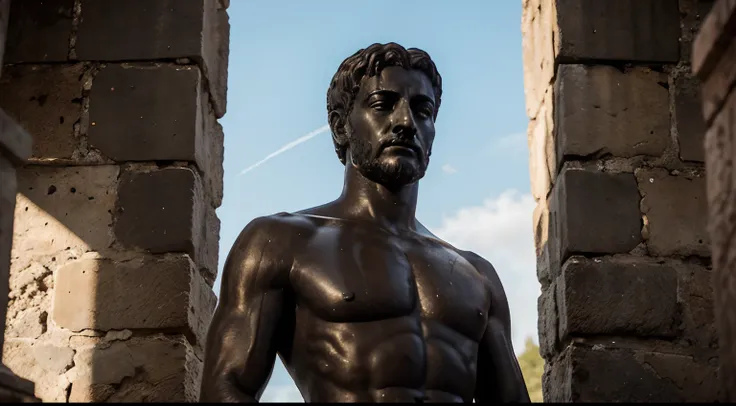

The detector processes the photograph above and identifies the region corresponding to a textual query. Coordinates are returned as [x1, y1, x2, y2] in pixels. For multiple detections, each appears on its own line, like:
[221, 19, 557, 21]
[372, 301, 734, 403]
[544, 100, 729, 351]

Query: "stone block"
[115, 167, 217, 273]
[3, 340, 73, 402]
[528, 91, 555, 200]
[675, 75, 707, 162]
[52, 255, 215, 345]
[636, 168, 709, 257]
[0, 64, 85, 159]
[679, 265, 717, 348]
[537, 281, 558, 359]
[195, 204, 220, 286]
[0, 156, 14, 345]
[546, 344, 720, 402]
[0, 108, 32, 164]
[700, 32, 736, 123]
[705, 87, 736, 269]
[556, 65, 670, 160]
[552, 169, 642, 261]
[521, 0, 556, 118]
[0, 0, 8, 74]
[76, 0, 229, 117]
[691, 0, 736, 80]
[68, 334, 201, 402]
[554, 0, 681, 63]
[88, 65, 202, 162]
[533, 199, 560, 286]
[4, 0, 72, 63]
[678, 0, 714, 63]
[12, 166, 118, 266]
[558, 257, 679, 339]
[6, 262, 52, 340]
[196, 94, 225, 208]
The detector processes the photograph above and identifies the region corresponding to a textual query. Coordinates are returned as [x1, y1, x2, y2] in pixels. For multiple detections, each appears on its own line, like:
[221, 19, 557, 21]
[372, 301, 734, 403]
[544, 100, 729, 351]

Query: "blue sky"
[215, 1, 536, 402]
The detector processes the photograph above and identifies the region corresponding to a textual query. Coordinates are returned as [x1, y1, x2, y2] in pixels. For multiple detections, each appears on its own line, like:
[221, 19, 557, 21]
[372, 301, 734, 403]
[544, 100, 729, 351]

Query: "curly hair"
[326, 43, 443, 164]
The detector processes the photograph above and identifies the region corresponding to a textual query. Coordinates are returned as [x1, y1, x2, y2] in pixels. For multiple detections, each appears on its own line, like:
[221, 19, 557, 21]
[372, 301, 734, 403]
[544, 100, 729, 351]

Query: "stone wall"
[522, 0, 719, 401]
[0, 0, 38, 400]
[0, 0, 229, 402]
[694, 0, 736, 400]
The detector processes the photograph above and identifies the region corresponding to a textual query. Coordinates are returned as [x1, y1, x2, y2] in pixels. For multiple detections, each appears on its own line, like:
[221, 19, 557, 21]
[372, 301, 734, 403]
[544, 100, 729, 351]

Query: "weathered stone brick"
[67, 334, 201, 402]
[700, 32, 736, 122]
[195, 204, 220, 286]
[703, 29, 736, 401]
[4, 0, 72, 63]
[675, 75, 707, 162]
[0, 0, 9, 76]
[538, 280, 558, 359]
[0, 107, 32, 163]
[3, 340, 74, 402]
[678, 0, 715, 63]
[555, 0, 681, 63]
[691, 0, 736, 81]
[88, 64, 201, 162]
[534, 199, 560, 286]
[552, 169, 642, 261]
[547, 344, 720, 402]
[196, 92, 225, 208]
[12, 166, 118, 267]
[115, 167, 216, 273]
[0, 64, 85, 159]
[679, 264, 717, 348]
[52, 255, 215, 344]
[76, 0, 229, 117]
[636, 168, 709, 257]
[0, 155, 14, 343]
[556, 65, 670, 161]
[558, 257, 679, 339]
[521, 0, 555, 118]
[528, 91, 555, 200]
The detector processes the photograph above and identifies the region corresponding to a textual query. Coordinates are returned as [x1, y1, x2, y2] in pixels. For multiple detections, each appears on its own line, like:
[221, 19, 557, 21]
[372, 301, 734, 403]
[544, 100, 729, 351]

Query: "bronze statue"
[200, 43, 530, 403]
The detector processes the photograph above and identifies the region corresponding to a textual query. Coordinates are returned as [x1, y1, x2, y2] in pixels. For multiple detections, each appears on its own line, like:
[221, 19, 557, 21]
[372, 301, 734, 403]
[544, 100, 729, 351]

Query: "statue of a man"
[200, 43, 530, 403]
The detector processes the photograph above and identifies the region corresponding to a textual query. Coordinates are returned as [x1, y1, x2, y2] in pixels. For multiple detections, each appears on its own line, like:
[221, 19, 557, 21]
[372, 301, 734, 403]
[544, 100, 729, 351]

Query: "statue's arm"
[200, 217, 291, 403]
[466, 252, 531, 403]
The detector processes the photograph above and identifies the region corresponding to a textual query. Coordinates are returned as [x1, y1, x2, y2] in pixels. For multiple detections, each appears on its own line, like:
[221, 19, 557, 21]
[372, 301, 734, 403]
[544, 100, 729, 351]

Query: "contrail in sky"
[239, 124, 330, 176]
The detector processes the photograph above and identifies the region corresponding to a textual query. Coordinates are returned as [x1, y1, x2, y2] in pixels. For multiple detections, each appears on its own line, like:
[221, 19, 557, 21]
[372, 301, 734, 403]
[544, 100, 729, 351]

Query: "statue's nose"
[391, 103, 417, 139]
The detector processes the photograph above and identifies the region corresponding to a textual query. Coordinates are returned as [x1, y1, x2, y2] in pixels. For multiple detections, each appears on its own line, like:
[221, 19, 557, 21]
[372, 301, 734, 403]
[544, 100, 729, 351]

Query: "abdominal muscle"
[284, 310, 477, 403]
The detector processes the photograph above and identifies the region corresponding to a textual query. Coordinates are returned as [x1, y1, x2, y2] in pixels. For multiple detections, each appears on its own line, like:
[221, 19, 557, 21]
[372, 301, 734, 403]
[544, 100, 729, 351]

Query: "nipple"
[342, 292, 355, 302]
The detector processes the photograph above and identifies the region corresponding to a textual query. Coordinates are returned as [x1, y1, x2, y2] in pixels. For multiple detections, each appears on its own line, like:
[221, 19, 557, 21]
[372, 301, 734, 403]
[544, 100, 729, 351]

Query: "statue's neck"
[337, 162, 419, 233]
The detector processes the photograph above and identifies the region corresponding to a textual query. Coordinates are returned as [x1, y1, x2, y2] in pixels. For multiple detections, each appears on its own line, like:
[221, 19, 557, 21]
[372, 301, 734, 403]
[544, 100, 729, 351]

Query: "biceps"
[204, 290, 285, 393]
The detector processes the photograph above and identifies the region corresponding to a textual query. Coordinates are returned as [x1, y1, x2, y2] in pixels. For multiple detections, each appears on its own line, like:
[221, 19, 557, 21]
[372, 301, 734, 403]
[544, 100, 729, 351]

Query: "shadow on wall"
[5, 167, 213, 401]
[0, 0, 230, 401]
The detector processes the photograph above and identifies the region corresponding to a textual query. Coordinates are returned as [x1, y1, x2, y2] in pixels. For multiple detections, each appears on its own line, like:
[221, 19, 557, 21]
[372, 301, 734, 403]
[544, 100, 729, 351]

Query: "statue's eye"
[417, 107, 433, 118]
[370, 101, 391, 111]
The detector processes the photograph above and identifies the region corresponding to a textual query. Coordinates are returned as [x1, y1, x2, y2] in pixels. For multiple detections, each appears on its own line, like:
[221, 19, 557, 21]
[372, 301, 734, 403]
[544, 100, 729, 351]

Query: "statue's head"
[327, 43, 443, 189]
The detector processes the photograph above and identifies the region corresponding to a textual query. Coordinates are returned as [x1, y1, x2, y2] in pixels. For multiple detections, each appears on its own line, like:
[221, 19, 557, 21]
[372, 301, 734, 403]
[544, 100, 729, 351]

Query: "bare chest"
[290, 226, 491, 340]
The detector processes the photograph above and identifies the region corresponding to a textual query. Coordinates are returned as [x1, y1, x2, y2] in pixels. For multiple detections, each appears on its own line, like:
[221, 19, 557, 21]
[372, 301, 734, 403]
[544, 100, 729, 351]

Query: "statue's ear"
[329, 111, 348, 147]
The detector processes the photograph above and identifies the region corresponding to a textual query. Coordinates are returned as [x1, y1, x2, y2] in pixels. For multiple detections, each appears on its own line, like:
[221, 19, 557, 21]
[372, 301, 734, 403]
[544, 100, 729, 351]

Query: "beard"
[349, 134, 428, 190]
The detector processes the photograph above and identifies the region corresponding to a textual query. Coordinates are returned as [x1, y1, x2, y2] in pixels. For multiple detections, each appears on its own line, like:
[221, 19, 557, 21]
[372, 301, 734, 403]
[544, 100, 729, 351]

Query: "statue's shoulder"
[237, 212, 319, 246]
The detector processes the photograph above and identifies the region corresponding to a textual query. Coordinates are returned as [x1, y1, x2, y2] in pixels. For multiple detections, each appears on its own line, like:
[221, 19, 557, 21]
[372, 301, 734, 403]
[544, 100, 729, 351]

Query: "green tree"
[517, 337, 544, 402]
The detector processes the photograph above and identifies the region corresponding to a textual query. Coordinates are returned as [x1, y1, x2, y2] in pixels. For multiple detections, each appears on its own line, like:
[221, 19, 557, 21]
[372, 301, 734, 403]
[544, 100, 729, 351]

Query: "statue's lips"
[382, 142, 420, 156]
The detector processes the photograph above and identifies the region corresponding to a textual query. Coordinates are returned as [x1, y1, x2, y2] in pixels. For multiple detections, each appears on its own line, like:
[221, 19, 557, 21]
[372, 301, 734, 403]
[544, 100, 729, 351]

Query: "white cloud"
[441, 164, 458, 174]
[488, 132, 527, 157]
[261, 383, 304, 403]
[430, 189, 539, 354]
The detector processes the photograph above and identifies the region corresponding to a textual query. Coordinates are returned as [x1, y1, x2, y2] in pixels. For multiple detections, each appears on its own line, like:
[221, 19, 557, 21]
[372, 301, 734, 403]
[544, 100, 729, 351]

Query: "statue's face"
[346, 66, 436, 189]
